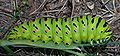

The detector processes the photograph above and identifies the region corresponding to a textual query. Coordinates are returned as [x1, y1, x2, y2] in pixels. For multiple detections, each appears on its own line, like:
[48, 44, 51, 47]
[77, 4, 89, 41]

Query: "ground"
[0, 0, 120, 56]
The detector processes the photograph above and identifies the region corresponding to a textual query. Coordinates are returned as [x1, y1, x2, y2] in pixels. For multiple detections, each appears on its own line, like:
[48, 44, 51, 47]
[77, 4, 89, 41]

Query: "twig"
[15, 0, 18, 8]
[0, 53, 6, 56]
[116, 5, 120, 9]
[106, 53, 114, 56]
[61, 49, 85, 56]
[106, 46, 118, 49]
[101, 11, 109, 16]
[42, 10, 60, 13]
[101, 0, 114, 15]
[14, 49, 22, 53]
[13, 0, 18, 16]
[75, 47, 82, 51]
[37, 50, 45, 56]
[71, 0, 75, 18]
[29, 0, 47, 16]
[30, 10, 59, 14]
[113, 0, 117, 13]
[101, 0, 116, 24]
[0, 12, 13, 18]
[113, 35, 120, 38]
[104, 0, 110, 5]
[98, 8, 108, 12]
[57, 0, 68, 16]
[0, 6, 13, 13]
[41, 15, 56, 18]
[50, 50, 54, 55]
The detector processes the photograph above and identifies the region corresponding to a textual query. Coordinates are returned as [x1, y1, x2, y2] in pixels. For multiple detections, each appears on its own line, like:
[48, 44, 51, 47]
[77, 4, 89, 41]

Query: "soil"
[0, 0, 120, 56]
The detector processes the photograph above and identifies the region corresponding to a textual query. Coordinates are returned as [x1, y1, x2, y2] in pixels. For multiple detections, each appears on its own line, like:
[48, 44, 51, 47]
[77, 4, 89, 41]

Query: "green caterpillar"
[6, 15, 112, 46]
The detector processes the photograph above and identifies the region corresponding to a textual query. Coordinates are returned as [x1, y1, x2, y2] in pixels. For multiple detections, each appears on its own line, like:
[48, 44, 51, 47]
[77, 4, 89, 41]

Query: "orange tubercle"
[46, 28, 49, 32]
[34, 28, 37, 32]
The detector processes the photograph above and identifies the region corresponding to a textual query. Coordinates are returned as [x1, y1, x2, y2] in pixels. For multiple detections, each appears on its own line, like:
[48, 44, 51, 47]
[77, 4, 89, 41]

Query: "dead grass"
[0, 0, 120, 56]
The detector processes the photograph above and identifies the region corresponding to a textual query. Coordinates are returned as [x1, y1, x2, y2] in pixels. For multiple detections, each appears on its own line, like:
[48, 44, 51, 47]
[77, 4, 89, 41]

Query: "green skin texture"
[7, 15, 112, 46]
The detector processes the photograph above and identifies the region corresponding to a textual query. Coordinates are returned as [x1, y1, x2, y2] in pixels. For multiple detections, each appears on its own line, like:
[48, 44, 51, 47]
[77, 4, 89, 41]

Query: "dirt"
[0, 0, 120, 56]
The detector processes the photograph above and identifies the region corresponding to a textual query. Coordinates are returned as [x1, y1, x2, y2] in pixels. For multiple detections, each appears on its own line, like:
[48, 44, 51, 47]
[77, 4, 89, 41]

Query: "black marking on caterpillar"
[6, 15, 112, 46]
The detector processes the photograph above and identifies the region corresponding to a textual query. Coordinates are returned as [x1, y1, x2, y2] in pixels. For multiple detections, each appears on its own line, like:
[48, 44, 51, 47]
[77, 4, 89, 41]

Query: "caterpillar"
[6, 15, 112, 46]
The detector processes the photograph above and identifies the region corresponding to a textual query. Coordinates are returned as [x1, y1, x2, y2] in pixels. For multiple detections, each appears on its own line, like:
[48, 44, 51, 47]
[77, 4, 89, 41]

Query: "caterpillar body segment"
[80, 16, 88, 42]
[53, 18, 63, 45]
[72, 17, 81, 43]
[63, 18, 73, 45]
[7, 15, 112, 46]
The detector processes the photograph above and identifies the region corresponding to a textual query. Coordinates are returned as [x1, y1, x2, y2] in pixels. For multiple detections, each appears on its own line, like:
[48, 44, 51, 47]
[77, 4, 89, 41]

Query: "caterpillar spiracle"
[6, 15, 112, 46]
